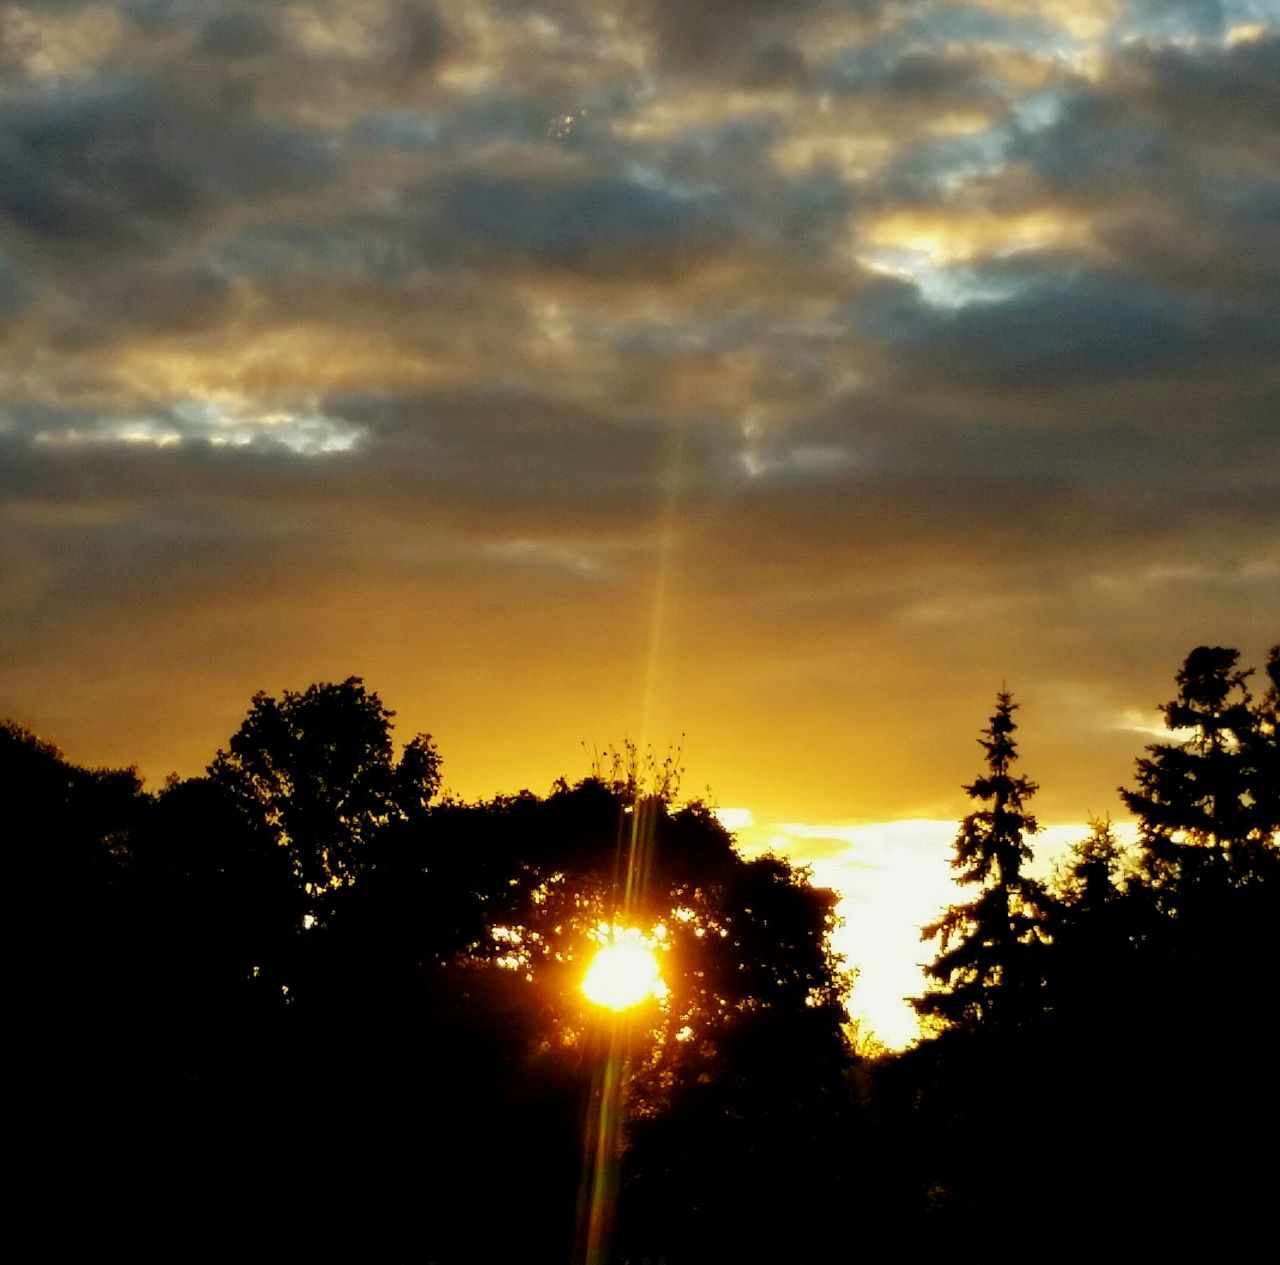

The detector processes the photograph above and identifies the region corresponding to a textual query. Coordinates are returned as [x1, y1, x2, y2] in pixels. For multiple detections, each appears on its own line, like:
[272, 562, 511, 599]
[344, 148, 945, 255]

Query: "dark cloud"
[833, 47, 1000, 106]
[354, 91, 551, 154]
[0, 75, 334, 247]
[1007, 39, 1280, 202]
[634, 0, 838, 82]
[0, 250, 30, 319]
[440, 170, 730, 276]
[385, 1, 452, 77]
[984, 33, 1280, 307]
[196, 9, 281, 60]
[1098, 176, 1280, 299]
[1007, 90, 1179, 192]
[1119, 32, 1280, 151]
[854, 260, 1280, 385]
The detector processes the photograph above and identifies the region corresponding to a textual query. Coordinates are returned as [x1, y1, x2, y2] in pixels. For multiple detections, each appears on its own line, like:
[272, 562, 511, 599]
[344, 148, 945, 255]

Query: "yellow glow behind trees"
[581, 927, 666, 1011]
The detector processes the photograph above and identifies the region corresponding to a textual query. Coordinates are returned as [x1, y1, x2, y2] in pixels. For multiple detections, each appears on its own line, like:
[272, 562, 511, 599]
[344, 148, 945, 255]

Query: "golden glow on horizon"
[733, 817, 1141, 1050]
[714, 806, 755, 831]
[581, 926, 667, 1011]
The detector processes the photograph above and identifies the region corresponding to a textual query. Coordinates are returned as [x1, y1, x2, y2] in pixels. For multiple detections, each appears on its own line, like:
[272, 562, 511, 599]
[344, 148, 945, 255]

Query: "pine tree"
[1245, 645, 1280, 846]
[1119, 646, 1268, 888]
[914, 690, 1050, 1032]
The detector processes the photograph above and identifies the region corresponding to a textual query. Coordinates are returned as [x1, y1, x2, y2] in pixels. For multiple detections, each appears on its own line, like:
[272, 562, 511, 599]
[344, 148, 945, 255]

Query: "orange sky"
[2, 1, 1278, 1044]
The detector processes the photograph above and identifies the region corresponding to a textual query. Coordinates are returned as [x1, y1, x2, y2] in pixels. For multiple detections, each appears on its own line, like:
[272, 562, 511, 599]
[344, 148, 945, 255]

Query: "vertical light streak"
[575, 1017, 627, 1265]
[576, 418, 686, 1264]
[636, 419, 687, 767]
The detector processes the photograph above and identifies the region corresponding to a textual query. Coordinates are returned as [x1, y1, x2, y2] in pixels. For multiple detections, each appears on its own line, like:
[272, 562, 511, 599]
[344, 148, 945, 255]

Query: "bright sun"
[581, 929, 665, 1011]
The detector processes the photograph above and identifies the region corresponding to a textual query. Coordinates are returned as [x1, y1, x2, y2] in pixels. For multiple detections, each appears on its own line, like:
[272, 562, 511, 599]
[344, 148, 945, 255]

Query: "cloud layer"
[2, 0, 1277, 824]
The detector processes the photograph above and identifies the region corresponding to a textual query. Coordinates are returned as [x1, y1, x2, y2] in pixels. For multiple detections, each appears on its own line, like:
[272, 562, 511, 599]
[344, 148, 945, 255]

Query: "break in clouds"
[1, 0, 1278, 821]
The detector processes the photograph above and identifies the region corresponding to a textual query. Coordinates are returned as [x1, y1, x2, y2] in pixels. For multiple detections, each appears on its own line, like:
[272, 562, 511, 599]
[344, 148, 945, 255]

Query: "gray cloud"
[0, 74, 335, 247]
[1116, 0, 1227, 43]
[439, 170, 731, 277]
[0, 249, 30, 319]
[633, 0, 852, 82]
[195, 8, 282, 61]
[854, 260, 1280, 385]
[0, 0, 1277, 821]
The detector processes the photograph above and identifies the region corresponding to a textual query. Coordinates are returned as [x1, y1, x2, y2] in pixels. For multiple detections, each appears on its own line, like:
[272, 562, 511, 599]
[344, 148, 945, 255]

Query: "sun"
[581, 927, 666, 1011]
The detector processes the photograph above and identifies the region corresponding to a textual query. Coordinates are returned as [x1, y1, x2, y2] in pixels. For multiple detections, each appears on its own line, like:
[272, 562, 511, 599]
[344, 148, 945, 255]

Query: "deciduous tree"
[208, 677, 440, 903]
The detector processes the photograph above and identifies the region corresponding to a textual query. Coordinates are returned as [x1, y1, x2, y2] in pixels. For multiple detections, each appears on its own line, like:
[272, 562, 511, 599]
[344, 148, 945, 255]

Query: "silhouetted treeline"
[877, 644, 1280, 1251]
[7, 646, 1278, 1260]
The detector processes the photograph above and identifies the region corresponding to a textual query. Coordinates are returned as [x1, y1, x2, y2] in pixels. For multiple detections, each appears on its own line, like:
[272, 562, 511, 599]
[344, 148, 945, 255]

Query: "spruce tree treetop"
[1121, 647, 1260, 864]
[1251, 645, 1280, 841]
[914, 690, 1050, 1033]
[1121, 645, 1279, 892]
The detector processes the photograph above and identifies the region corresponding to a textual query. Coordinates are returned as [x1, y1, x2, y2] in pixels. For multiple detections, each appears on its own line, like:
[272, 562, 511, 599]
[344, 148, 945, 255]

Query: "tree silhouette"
[208, 677, 440, 904]
[214, 717, 859, 1261]
[1041, 815, 1140, 1045]
[18, 649, 1274, 1258]
[914, 690, 1050, 1032]
[1099, 647, 1280, 1241]
[1120, 646, 1264, 886]
[1245, 644, 1280, 845]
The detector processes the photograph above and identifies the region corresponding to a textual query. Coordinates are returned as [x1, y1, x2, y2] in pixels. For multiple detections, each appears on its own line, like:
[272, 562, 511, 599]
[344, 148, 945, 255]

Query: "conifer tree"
[914, 690, 1050, 1032]
[1246, 644, 1280, 845]
[1119, 646, 1270, 887]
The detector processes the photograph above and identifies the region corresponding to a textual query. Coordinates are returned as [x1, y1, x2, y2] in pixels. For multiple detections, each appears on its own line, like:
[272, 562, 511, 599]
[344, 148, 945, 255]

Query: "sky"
[3, 1, 1278, 1045]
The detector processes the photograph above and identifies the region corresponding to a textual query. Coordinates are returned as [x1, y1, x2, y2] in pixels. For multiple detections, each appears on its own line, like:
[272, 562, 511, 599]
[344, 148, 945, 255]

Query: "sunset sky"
[3, 1, 1278, 1044]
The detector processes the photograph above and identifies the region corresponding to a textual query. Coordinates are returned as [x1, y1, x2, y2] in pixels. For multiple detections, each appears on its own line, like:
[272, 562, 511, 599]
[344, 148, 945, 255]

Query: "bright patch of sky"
[872, 256, 1027, 308]
[29, 396, 363, 456]
[727, 813, 1139, 1049]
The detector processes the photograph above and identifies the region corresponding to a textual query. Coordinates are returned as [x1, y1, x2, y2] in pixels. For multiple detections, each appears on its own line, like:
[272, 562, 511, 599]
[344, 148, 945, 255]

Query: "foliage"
[208, 676, 440, 900]
[1246, 643, 1280, 844]
[914, 690, 1051, 1032]
[1120, 646, 1265, 878]
[9, 645, 1279, 1256]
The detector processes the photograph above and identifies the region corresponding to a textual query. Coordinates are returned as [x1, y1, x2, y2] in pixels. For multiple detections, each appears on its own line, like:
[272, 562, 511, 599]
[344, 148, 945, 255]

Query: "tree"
[306, 757, 855, 1261]
[208, 677, 440, 905]
[1053, 815, 1125, 915]
[1109, 648, 1280, 1232]
[1112, 644, 1280, 1031]
[1042, 816, 1142, 1042]
[1245, 644, 1280, 845]
[1120, 646, 1265, 884]
[914, 690, 1050, 1032]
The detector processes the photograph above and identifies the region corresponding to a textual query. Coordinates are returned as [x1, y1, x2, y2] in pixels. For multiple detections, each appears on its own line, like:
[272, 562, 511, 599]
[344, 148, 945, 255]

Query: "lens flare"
[581, 930, 664, 1011]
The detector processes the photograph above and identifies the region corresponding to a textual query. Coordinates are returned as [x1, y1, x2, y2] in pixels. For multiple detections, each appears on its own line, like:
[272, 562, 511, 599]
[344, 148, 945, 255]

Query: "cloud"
[195, 8, 282, 61]
[439, 169, 731, 276]
[1116, 0, 1226, 43]
[855, 259, 1280, 385]
[0, 74, 334, 247]
[0, 249, 30, 320]
[634, 0, 866, 83]
[0, 0, 1277, 834]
